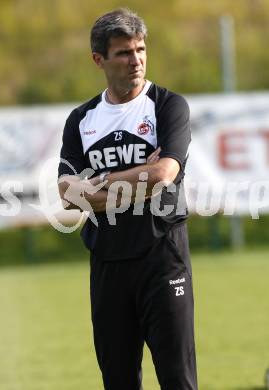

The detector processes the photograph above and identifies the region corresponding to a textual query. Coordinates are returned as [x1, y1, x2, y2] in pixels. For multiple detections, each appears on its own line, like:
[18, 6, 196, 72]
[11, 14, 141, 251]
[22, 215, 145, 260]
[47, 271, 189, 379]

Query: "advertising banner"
[0, 93, 269, 229]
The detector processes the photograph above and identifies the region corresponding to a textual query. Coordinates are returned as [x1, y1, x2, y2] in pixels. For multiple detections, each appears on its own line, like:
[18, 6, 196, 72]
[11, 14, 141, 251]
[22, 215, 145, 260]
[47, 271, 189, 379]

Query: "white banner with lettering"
[186, 93, 269, 217]
[0, 93, 269, 229]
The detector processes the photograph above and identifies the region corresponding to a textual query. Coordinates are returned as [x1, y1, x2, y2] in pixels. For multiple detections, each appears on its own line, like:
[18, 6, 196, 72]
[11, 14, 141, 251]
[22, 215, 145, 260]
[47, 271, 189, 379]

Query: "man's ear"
[92, 52, 105, 69]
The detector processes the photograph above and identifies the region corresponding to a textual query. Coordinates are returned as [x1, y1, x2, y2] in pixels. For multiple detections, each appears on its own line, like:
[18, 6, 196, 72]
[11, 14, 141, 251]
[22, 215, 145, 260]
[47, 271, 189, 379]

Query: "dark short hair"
[90, 8, 147, 58]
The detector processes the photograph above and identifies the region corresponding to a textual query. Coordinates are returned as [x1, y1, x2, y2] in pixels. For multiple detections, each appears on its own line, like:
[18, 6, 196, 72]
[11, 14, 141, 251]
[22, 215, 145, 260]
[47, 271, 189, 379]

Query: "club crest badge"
[137, 116, 155, 136]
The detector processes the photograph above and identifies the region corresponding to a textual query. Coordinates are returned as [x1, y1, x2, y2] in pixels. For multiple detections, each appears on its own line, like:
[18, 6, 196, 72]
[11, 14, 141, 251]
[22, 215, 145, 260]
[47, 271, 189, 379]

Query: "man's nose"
[129, 52, 140, 66]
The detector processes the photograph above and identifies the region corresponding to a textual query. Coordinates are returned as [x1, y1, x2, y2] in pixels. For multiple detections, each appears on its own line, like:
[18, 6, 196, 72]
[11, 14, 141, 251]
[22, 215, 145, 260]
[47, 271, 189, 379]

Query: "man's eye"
[117, 51, 129, 56]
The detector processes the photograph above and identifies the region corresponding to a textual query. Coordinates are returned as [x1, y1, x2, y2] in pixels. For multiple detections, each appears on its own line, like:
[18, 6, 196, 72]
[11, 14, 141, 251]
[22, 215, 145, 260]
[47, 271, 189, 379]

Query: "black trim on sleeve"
[147, 84, 191, 173]
[58, 94, 102, 178]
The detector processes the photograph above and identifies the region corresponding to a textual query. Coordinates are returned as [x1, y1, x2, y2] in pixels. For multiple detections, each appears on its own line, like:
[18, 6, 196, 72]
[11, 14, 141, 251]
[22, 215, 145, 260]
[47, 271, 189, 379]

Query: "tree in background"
[1, 0, 269, 105]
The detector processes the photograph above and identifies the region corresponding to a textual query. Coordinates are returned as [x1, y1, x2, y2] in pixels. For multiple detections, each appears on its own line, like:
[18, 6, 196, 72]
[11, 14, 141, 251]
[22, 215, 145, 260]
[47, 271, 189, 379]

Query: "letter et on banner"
[185, 93, 269, 216]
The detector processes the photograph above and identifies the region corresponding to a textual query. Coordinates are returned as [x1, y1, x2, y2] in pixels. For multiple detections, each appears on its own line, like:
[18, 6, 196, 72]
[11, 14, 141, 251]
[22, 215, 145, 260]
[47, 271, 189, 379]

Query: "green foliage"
[0, 215, 268, 266]
[188, 214, 269, 252]
[0, 225, 88, 266]
[1, 0, 269, 105]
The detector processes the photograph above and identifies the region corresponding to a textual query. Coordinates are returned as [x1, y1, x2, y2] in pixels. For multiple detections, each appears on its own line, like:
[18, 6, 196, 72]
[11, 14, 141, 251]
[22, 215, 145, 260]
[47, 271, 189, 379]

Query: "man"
[58, 8, 198, 390]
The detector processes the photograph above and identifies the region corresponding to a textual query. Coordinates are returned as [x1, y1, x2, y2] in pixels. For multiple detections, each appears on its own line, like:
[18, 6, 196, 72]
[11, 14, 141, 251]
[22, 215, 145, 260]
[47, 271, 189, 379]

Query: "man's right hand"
[146, 146, 161, 164]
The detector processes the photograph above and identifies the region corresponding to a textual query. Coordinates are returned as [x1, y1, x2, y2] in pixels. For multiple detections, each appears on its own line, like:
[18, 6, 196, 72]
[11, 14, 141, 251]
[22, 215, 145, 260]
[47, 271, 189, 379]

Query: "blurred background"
[0, 0, 268, 389]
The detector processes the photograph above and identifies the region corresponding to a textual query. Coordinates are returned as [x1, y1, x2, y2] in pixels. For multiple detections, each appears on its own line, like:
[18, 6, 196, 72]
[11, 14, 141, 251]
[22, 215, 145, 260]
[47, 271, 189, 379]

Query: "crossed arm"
[58, 147, 180, 213]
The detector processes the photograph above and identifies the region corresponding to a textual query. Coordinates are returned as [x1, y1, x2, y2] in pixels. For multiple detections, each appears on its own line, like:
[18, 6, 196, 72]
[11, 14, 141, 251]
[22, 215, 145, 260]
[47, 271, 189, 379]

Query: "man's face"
[95, 35, 147, 91]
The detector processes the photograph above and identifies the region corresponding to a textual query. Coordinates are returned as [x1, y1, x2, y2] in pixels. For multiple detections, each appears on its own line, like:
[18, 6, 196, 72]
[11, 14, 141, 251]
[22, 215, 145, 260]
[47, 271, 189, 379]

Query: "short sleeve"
[157, 94, 191, 171]
[58, 109, 85, 178]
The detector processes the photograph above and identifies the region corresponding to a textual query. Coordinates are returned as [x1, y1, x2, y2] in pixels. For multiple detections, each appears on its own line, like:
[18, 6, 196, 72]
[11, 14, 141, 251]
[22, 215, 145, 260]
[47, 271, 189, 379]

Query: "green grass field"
[0, 250, 268, 390]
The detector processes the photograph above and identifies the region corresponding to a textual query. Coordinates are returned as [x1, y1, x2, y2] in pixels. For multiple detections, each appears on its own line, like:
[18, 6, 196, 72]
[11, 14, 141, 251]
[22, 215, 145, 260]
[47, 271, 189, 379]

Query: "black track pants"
[90, 224, 198, 390]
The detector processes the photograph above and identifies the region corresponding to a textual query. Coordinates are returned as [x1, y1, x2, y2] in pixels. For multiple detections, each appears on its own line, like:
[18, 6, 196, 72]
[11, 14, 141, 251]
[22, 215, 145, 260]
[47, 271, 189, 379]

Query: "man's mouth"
[129, 70, 142, 75]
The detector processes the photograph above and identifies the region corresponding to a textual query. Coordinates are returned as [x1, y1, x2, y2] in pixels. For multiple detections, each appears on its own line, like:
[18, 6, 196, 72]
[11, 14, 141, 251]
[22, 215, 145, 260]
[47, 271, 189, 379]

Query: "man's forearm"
[102, 158, 180, 196]
[63, 187, 109, 212]
[60, 177, 146, 213]
[58, 149, 177, 213]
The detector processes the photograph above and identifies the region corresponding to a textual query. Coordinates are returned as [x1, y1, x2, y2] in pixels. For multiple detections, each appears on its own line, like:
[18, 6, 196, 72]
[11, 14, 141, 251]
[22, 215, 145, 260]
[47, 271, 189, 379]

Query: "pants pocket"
[168, 224, 192, 278]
